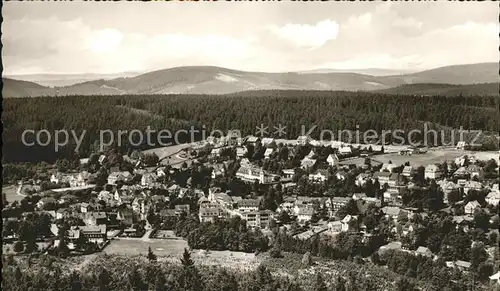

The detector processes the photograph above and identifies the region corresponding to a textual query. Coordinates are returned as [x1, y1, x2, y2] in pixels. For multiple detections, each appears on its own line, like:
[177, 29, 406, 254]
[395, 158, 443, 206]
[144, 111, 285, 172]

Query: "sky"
[2, 1, 499, 75]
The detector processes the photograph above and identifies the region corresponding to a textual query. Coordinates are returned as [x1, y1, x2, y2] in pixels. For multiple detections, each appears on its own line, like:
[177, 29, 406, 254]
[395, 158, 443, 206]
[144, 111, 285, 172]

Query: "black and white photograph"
[1, 1, 499, 290]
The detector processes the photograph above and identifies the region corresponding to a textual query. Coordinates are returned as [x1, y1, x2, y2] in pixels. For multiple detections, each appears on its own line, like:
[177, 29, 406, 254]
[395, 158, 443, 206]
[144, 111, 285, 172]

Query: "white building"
[264, 148, 274, 159]
[296, 135, 311, 146]
[327, 154, 340, 167]
[308, 170, 328, 183]
[236, 165, 273, 184]
[424, 164, 442, 180]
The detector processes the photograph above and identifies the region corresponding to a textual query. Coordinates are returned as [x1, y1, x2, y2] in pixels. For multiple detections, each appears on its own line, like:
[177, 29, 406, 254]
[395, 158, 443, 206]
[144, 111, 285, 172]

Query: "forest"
[3, 91, 499, 163]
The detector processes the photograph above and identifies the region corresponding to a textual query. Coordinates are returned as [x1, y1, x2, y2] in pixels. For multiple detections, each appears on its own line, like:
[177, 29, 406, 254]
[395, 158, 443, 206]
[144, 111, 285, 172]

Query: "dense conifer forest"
[3, 91, 499, 163]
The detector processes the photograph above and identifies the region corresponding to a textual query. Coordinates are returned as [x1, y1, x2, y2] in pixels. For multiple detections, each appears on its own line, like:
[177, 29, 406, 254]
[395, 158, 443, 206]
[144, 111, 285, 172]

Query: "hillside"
[387, 62, 498, 85]
[1, 78, 56, 97]
[374, 82, 499, 96]
[3, 62, 498, 97]
[2, 71, 141, 87]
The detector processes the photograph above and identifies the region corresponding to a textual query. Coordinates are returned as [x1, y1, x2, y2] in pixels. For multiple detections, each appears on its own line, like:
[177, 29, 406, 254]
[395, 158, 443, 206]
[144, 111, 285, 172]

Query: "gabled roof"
[238, 199, 260, 208]
[382, 206, 401, 216]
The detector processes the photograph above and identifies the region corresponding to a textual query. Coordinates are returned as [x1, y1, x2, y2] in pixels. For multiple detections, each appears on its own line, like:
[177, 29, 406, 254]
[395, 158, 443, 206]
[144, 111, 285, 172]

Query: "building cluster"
[3, 133, 499, 276]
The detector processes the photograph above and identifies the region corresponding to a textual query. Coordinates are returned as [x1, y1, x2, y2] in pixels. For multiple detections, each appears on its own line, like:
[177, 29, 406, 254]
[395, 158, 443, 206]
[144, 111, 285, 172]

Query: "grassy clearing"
[342, 149, 498, 167]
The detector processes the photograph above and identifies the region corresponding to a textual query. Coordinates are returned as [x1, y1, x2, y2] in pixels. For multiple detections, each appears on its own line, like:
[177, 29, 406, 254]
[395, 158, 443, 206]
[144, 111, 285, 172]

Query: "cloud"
[319, 54, 421, 70]
[2, 2, 497, 74]
[268, 20, 339, 49]
[87, 28, 124, 53]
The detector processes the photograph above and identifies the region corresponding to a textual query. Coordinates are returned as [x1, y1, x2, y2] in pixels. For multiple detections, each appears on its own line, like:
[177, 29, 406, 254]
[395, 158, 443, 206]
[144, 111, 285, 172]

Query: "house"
[489, 271, 500, 285]
[70, 171, 91, 187]
[463, 180, 483, 194]
[211, 164, 226, 179]
[107, 171, 132, 185]
[141, 173, 158, 187]
[245, 136, 260, 145]
[453, 167, 469, 179]
[401, 166, 415, 177]
[83, 212, 108, 226]
[175, 204, 190, 215]
[236, 165, 273, 184]
[296, 135, 311, 146]
[355, 173, 371, 187]
[361, 197, 382, 207]
[454, 155, 467, 167]
[373, 172, 391, 185]
[261, 138, 274, 146]
[282, 169, 295, 180]
[341, 215, 358, 232]
[98, 190, 114, 203]
[330, 141, 343, 149]
[382, 206, 401, 220]
[297, 207, 314, 223]
[452, 215, 474, 231]
[328, 221, 342, 232]
[352, 193, 367, 200]
[373, 172, 403, 188]
[301, 157, 317, 169]
[210, 148, 222, 158]
[308, 170, 329, 183]
[277, 198, 296, 213]
[209, 191, 233, 208]
[199, 204, 226, 223]
[327, 154, 340, 167]
[464, 201, 481, 215]
[336, 171, 348, 181]
[236, 210, 273, 229]
[132, 198, 148, 218]
[98, 155, 107, 165]
[380, 163, 398, 173]
[424, 164, 441, 180]
[80, 203, 90, 213]
[156, 167, 167, 178]
[415, 246, 433, 257]
[338, 146, 352, 156]
[445, 260, 471, 271]
[486, 190, 500, 206]
[237, 199, 260, 212]
[264, 148, 274, 159]
[331, 197, 351, 211]
[117, 208, 134, 226]
[456, 141, 468, 150]
[466, 165, 483, 180]
[80, 225, 107, 243]
[236, 147, 248, 158]
[383, 190, 400, 205]
[50, 173, 70, 184]
[37, 197, 57, 210]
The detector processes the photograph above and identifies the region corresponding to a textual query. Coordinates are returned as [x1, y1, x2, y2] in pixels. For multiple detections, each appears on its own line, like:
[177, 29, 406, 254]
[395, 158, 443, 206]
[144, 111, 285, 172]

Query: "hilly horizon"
[2, 62, 498, 97]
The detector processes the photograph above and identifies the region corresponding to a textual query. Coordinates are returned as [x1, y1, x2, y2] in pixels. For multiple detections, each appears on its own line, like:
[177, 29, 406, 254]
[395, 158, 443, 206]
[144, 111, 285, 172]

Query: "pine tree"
[147, 246, 157, 262]
[179, 248, 202, 291]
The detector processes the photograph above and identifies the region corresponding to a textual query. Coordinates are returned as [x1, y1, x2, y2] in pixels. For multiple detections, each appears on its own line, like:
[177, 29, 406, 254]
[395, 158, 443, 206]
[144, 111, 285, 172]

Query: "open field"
[103, 237, 189, 257]
[3, 185, 25, 203]
[142, 143, 192, 160]
[342, 149, 499, 167]
[102, 236, 262, 270]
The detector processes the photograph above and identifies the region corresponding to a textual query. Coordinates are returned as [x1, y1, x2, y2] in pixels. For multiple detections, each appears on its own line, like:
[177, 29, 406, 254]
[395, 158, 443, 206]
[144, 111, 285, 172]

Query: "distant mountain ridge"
[2, 62, 498, 97]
